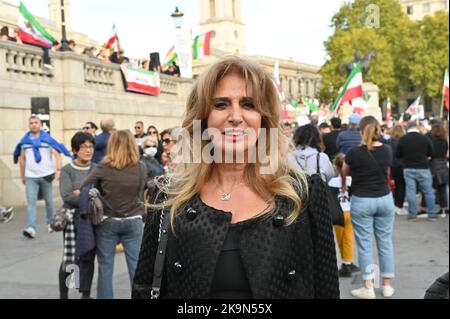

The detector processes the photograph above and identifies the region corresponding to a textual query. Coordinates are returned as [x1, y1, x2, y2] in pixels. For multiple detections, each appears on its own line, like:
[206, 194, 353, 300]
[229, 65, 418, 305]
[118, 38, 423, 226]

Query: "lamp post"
[58, 0, 70, 51]
[170, 7, 192, 78]
[171, 7, 184, 29]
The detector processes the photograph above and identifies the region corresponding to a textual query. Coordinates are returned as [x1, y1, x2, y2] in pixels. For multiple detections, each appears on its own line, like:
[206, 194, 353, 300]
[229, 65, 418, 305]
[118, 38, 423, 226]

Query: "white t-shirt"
[328, 176, 352, 212]
[22, 140, 55, 178]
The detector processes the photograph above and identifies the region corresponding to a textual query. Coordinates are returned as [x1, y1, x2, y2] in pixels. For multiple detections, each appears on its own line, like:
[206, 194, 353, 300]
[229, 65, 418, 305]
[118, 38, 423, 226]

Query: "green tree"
[320, 0, 414, 102]
[406, 11, 449, 97]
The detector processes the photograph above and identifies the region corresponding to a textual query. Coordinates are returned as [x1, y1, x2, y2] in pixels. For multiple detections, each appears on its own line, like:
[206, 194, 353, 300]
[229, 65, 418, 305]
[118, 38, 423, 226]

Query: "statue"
[339, 49, 376, 76]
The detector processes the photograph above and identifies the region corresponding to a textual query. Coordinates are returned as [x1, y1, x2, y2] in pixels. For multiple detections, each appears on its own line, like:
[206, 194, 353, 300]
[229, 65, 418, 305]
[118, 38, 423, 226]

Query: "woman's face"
[161, 133, 174, 152]
[76, 141, 94, 163]
[207, 72, 262, 157]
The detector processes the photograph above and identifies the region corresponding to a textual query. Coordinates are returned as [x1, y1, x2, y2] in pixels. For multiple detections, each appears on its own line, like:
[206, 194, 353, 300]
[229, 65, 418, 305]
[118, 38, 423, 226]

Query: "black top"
[132, 174, 340, 299]
[210, 221, 253, 299]
[323, 130, 340, 161]
[396, 132, 434, 169]
[431, 138, 448, 159]
[346, 145, 392, 198]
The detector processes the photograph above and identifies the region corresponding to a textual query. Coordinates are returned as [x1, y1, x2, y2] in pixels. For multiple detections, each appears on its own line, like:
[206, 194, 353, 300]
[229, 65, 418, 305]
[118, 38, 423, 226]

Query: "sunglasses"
[135, 126, 143, 130]
[162, 138, 174, 144]
[148, 131, 158, 135]
[82, 126, 91, 130]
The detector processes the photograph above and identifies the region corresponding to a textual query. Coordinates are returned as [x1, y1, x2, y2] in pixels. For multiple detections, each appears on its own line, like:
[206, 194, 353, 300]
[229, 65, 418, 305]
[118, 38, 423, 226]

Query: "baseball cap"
[348, 113, 361, 125]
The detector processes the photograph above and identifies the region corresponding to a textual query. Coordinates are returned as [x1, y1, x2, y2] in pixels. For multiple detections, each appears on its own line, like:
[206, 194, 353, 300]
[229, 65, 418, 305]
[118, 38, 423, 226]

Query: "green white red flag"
[18, 1, 55, 49]
[331, 62, 364, 114]
[105, 24, 122, 54]
[193, 31, 212, 60]
[120, 65, 160, 96]
[406, 96, 421, 115]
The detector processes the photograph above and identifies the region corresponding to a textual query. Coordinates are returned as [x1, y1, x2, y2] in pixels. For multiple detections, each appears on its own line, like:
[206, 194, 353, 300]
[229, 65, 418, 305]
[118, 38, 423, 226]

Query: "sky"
[7, 0, 349, 66]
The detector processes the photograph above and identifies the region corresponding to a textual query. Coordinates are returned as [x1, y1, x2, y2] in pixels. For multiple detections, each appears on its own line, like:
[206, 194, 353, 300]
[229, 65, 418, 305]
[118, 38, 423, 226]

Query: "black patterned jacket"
[132, 174, 339, 299]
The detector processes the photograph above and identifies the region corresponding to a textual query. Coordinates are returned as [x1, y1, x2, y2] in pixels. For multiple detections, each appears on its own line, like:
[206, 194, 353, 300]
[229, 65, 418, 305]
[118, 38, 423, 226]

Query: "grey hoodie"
[293, 146, 336, 182]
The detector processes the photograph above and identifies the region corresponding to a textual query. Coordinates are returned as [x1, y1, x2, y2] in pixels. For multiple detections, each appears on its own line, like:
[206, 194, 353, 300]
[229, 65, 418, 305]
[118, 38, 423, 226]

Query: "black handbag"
[50, 207, 74, 232]
[314, 154, 345, 226]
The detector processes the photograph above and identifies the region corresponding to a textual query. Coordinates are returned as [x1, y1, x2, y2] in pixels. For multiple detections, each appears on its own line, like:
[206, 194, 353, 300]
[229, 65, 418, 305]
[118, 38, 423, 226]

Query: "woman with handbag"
[343, 116, 396, 299]
[58, 132, 96, 299]
[82, 130, 147, 299]
[132, 57, 339, 299]
[429, 123, 448, 217]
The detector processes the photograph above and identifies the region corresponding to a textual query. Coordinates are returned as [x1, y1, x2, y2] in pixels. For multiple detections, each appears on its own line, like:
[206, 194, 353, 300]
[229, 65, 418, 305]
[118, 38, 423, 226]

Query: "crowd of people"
[1, 56, 448, 300]
[0, 25, 180, 75]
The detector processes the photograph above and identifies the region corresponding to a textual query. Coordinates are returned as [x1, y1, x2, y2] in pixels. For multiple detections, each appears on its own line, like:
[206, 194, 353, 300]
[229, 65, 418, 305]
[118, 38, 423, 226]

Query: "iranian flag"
[120, 65, 160, 96]
[105, 24, 122, 53]
[303, 97, 319, 113]
[331, 62, 364, 114]
[193, 31, 212, 60]
[444, 68, 449, 111]
[386, 97, 392, 127]
[163, 46, 178, 66]
[406, 96, 421, 115]
[18, 2, 55, 49]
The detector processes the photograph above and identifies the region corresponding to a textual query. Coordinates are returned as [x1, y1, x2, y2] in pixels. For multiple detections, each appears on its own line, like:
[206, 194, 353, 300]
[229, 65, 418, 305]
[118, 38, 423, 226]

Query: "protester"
[14, 116, 72, 238]
[82, 121, 98, 137]
[323, 117, 342, 162]
[293, 124, 335, 182]
[134, 121, 147, 149]
[140, 135, 164, 184]
[397, 121, 438, 220]
[146, 125, 163, 164]
[83, 130, 147, 299]
[58, 132, 96, 299]
[429, 123, 449, 217]
[92, 118, 115, 164]
[328, 154, 359, 277]
[389, 125, 407, 215]
[344, 116, 396, 299]
[336, 113, 361, 155]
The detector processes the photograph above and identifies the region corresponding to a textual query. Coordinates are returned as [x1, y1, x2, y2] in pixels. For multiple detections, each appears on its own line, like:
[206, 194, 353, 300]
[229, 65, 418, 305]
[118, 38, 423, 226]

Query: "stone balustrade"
[0, 40, 194, 206]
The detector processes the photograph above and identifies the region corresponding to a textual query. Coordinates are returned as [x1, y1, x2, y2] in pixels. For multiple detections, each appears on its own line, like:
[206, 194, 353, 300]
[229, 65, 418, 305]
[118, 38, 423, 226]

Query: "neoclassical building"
[193, 0, 322, 101]
[399, 0, 448, 20]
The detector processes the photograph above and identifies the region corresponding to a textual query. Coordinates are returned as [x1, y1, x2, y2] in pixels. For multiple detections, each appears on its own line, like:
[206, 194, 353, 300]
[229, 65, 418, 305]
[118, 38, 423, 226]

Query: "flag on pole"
[163, 46, 177, 67]
[193, 31, 212, 60]
[105, 24, 122, 54]
[406, 96, 421, 115]
[444, 68, 449, 111]
[386, 97, 392, 127]
[18, 2, 55, 49]
[331, 62, 364, 114]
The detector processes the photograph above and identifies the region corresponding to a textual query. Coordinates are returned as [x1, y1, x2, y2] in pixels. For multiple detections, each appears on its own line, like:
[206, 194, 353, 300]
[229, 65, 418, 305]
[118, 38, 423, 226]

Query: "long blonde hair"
[360, 116, 382, 151]
[102, 130, 140, 169]
[155, 56, 308, 228]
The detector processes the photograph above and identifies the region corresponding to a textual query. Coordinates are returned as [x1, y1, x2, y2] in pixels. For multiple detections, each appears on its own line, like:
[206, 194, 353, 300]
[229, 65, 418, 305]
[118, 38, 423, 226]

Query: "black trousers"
[391, 166, 405, 208]
[58, 249, 96, 299]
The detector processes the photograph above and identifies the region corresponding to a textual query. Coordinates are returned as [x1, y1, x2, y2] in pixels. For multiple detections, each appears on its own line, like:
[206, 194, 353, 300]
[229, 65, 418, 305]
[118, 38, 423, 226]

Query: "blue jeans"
[403, 169, 437, 216]
[351, 194, 396, 280]
[25, 177, 55, 229]
[95, 217, 144, 299]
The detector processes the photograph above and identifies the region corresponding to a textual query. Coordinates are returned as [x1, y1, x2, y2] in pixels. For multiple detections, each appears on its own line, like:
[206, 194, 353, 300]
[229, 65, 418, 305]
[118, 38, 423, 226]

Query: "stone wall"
[0, 40, 193, 206]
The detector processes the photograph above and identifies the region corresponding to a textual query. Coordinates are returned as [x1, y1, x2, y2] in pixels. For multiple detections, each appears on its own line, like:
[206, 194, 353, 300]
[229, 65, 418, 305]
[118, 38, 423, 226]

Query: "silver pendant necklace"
[213, 179, 244, 201]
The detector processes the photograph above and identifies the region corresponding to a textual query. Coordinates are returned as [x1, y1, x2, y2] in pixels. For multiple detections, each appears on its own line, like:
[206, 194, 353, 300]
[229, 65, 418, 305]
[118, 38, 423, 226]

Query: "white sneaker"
[47, 224, 54, 233]
[23, 227, 36, 239]
[395, 207, 408, 216]
[382, 285, 395, 298]
[438, 211, 447, 218]
[351, 287, 376, 299]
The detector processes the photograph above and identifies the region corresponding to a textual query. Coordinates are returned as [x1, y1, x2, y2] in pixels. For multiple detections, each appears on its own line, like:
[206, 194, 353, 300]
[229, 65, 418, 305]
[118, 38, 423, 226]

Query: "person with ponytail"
[328, 154, 359, 277]
[343, 116, 396, 299]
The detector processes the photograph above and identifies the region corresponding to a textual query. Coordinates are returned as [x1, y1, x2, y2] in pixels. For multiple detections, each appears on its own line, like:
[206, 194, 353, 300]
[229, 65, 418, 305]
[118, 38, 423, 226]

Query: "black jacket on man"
[132, 174, 339, 299]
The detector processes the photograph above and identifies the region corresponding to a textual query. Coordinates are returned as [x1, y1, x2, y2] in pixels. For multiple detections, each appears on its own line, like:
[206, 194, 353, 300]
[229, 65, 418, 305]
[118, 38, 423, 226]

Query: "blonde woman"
[344, 116, 396, 299]
[83, 130, 147, 299]
[132, 57, 339, 299]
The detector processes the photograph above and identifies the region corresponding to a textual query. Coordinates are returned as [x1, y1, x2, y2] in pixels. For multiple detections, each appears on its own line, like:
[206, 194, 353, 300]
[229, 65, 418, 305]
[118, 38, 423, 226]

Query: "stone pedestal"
[340, 82, 382, 123]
